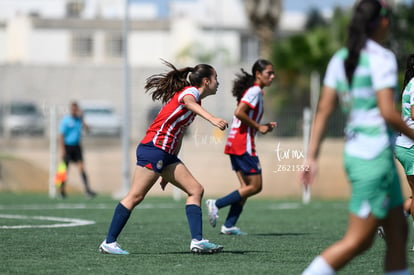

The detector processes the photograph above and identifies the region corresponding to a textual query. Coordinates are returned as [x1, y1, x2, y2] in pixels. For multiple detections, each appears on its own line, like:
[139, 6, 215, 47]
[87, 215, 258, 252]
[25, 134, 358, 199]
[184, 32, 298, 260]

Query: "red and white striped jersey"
[224, 84, 263, 156]
[141, 86, 200, 154]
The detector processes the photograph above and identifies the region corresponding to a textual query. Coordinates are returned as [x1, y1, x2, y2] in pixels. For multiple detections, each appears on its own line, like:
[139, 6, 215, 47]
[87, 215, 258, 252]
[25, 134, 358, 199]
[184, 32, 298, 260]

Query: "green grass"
[0, 193, 412, 274]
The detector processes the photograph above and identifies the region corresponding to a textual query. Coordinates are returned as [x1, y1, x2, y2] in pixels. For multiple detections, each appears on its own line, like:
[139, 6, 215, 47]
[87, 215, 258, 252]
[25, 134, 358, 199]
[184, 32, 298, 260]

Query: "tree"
[244, 0, 282, 59]
[388, 2, 414, 67]
[267, 7, 350, 136]
[305, 8, 327, 30]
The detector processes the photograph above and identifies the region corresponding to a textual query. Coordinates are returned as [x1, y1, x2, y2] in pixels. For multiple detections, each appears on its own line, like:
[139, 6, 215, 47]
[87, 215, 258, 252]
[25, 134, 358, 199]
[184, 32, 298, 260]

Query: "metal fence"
[271, 108, 347, 137]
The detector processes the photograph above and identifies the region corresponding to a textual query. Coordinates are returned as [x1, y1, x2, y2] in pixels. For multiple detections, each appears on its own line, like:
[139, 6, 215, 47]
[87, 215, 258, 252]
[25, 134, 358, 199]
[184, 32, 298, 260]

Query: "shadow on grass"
[219, 250, 271, 254]
[128, 250, 270, 255]
[251, 232, 311, 237]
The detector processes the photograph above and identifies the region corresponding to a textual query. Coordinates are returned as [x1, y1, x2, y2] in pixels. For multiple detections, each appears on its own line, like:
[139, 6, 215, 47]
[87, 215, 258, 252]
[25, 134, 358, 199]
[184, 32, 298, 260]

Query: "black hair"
[402, 54, 414, 92]
[231, 59, 273, 102]
[145, 60, 215, 104]
[345, 0, 391, 84]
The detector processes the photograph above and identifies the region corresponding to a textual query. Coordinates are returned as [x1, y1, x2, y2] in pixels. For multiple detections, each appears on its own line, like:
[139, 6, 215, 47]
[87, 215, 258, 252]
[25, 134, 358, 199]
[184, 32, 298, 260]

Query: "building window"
[72, 34, 93, 58]
[240, 34, 259, 63]
[105, 34, 123, 58]
[66, 1, 84, 18]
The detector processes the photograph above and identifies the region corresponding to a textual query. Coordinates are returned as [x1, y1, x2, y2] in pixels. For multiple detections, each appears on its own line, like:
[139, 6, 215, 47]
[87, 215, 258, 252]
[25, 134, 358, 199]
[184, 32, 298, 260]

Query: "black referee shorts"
[64, 144, 83, 163]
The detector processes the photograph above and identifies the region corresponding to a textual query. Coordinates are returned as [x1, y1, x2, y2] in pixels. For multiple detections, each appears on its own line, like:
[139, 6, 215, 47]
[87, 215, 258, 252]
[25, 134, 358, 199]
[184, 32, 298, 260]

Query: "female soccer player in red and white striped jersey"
[99, 61, 228, 255]
[206, 59, 276, 235]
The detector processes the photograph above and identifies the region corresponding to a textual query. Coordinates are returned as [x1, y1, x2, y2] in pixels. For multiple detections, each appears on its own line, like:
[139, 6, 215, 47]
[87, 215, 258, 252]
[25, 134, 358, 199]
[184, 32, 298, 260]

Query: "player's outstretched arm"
[377, 87, 414, 141]
[301, 86, 336, 186]
[234, 103, 276, 134]
[182, 95, 228, 130]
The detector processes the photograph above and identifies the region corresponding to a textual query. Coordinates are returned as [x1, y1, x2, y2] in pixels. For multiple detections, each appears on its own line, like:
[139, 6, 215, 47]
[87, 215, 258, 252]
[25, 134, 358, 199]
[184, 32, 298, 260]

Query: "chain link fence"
[271, 108, 347, 137]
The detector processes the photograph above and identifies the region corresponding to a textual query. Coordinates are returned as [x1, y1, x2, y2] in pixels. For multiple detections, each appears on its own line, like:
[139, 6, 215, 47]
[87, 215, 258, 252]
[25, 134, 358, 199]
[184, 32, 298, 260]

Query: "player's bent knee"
[129, 194, 145, 206]
[247, 184, 262, 196]
[188, 185, 204, 198]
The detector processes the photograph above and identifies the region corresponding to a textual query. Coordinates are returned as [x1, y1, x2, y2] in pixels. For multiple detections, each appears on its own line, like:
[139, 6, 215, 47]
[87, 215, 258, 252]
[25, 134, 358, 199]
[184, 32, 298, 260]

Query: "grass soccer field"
[0, 193, 413, 275]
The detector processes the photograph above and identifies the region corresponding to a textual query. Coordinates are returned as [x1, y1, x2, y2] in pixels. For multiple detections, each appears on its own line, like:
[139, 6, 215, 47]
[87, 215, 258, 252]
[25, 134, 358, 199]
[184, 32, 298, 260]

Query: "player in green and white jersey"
[301, 1, 414, 274]
[395, 54, 414, 249]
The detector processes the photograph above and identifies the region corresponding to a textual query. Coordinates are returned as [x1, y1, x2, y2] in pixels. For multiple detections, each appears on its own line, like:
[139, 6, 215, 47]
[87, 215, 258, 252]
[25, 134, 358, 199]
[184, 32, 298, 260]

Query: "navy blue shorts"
[136, 142, 182, 174]
[229, 153, 262, 175]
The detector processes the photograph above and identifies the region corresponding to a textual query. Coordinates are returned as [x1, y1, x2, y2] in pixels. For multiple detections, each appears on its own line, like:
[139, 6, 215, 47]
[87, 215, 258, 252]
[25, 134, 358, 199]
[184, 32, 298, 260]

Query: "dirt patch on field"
[0, 156, 81, 194]
[0, 157, 49, 192]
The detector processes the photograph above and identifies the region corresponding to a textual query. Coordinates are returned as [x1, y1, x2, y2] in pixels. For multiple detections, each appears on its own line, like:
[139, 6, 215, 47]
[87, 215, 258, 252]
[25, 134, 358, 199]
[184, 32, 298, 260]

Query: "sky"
[283, 0, 356, 12]
[2, 0, 412, 21]
[131, 0, 358, 17]
[132, 0, 414, 12]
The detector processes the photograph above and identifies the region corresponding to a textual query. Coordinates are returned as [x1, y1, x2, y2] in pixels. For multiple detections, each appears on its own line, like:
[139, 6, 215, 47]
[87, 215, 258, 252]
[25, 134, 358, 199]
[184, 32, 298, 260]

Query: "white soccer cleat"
[99, 240, 129, 255]
[190, 239, 223, 254]
[205, 199, 219, 228]
[220, 225, 247, 236]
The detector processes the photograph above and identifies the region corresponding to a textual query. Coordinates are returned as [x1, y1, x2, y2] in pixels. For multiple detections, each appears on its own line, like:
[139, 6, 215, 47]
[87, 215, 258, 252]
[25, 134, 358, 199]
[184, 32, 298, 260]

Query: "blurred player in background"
[301, 1, 413, 274]
[205, 59, 276, 235]
[395, 53, 414, 249]
[58, 101, 96, 198]
[99, 61, 228, 255]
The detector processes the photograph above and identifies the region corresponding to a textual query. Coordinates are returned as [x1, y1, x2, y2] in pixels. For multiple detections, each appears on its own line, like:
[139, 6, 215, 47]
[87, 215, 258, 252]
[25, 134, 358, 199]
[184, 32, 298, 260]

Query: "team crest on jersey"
[156, 160, 164, 170]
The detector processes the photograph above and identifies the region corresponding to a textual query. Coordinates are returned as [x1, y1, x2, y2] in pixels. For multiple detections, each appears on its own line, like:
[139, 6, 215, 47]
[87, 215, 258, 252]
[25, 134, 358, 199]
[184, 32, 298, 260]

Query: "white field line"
[0, 203, 179, 229]
[0, 214, 95, 229]
[0, 203, 180, 210]
[0, 202, 301, 229]
[268, 202, 301, 210]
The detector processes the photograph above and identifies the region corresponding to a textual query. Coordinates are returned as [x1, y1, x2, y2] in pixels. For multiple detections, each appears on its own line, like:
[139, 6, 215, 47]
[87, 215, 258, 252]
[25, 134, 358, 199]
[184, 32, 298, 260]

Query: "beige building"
[0, 0, 307, 137]
[0, 0, 259, 66]
[0, 0, 307, 66]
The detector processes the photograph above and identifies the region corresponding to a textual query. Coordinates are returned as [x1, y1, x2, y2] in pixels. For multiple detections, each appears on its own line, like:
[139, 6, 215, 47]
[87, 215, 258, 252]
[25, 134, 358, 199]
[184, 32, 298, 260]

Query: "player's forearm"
[235, 111, 260, 130]
[185, 101, 214, 122]
[378, 88, 414, 141]
[307, 86, 336, 160]
[307, 111, 329, 160]
[385, 110, 414, 141]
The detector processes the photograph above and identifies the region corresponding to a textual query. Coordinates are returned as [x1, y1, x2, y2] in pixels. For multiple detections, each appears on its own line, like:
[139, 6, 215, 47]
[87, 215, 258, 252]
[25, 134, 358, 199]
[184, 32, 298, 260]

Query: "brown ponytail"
[145, 60, 215, 104]
[231, 59, 272, 102]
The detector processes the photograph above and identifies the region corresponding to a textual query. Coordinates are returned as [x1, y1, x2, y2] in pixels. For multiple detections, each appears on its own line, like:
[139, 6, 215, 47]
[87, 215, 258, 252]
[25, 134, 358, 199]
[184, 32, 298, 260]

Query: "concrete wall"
[2, 136, 410, 200]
